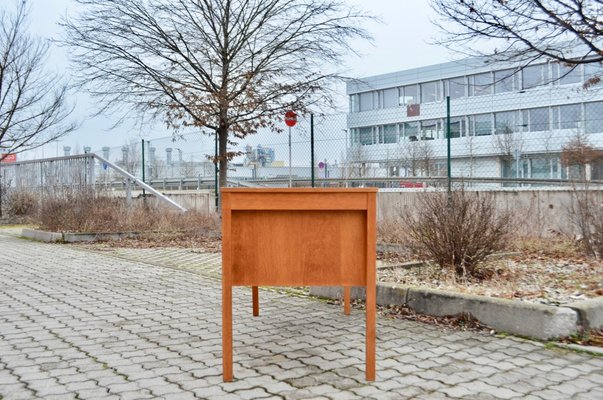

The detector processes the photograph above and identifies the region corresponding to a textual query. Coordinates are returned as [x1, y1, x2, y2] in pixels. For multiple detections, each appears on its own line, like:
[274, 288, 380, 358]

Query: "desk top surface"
[221, 188, 378, 193]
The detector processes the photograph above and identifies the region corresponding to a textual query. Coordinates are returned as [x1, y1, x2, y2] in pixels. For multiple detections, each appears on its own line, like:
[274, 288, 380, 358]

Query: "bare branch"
[430, 0, 603, 69]
[0, 0, 76, 161]
[61, 0, 372, 185]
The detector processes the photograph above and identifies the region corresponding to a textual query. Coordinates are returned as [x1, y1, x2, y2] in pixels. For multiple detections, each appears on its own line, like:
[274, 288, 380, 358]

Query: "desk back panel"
[231, 210, 367, 287]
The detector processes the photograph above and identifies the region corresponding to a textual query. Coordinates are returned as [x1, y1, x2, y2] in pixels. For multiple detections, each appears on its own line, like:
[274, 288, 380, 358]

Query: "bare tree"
[0, 1, 76, 161]
[494, 131, 524, 179]
[561, 133, 603, 181]
[346, 143, 366, 179]
[180, 156, 197, 178]
[401, 140, 435, 177]
[119, 140, 142, 176]
[149, 158, 166, 180]
[431, 0, 603, 83]
[560, 133, 603, 257]
[62, 0, 371, 187]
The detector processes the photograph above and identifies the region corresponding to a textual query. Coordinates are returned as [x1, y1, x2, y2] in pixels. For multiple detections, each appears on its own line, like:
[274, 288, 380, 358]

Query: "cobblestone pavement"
[1, 231, 603, 399]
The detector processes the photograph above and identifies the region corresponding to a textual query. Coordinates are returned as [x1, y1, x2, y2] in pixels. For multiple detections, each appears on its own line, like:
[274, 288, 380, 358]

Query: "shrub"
[404, 190, 512, 278]
[6, 190, 37, 217]
[36, 190, 218, 236]
[561, 134, 603, 258]
[37, 191, 120, 232]
[567, 190, 603, 259]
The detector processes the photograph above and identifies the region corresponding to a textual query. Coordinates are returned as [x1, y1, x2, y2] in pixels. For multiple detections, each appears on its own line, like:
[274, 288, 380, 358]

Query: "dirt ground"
[378, 251, 603, 306]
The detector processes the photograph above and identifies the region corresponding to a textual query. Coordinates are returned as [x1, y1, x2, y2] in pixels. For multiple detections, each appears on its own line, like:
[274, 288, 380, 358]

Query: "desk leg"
[366, 282, 376, 381]
[222, 284, 233, 382]
[343, 286, 351, 315]
[252, 286, 259, 316]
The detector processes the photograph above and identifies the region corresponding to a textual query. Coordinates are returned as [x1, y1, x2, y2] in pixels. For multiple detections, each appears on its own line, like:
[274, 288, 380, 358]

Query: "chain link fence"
[344, 60, 603, 189]
[84, 63, 603, 190]
[3, 60, 603, 193]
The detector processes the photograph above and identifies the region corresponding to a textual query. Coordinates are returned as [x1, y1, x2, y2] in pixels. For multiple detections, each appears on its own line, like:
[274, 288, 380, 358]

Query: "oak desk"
[221, 188, 377, 381]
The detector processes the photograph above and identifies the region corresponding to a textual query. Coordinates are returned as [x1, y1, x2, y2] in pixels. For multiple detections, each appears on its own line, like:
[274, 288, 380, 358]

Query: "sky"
[18, 0, 461, 160]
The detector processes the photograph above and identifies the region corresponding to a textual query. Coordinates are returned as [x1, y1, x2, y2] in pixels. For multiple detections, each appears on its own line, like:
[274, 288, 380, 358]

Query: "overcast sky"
[20, 0, 460, 159]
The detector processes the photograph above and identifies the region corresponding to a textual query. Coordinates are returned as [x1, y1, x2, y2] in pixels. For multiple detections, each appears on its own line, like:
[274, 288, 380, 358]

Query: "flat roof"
[346, 57, 518, 94]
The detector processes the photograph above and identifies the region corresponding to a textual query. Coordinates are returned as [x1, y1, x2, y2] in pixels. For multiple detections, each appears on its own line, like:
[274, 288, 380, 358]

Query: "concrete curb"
[21, 229, 141, 243]
[567, 297, 603, 330]
[21, 228, 63, 242]
[309, 284, 602, 341]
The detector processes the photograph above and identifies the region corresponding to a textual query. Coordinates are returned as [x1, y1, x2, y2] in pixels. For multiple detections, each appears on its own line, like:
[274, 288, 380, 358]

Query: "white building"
[346, 57, 603, 182]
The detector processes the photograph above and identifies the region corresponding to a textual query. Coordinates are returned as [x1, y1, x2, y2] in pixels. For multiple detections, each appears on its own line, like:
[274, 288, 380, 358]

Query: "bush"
[38, 191, 122, 232]
[6, 190, 37, 217]
[561, 134, 603, 258]
[36, 190, 218, 236]
[567, 189, 603, 259]
[404, 190, 512, 278]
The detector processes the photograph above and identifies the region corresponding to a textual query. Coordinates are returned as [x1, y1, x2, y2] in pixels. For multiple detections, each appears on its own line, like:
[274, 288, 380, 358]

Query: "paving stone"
[1, 230, 603, 400]
[107, 382, 142, 394]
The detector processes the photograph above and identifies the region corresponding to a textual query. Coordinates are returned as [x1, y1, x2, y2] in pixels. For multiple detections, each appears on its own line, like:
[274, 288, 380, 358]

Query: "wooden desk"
[221, 188, 377, 381]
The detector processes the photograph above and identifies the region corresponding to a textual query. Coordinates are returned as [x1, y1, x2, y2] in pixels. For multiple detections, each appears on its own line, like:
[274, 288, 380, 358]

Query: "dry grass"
[377, 219, 602, 305]
[34, 191, 219, 239]
[23, 190, 601, 306]
[378, 235, 603, 305]
[5, 190, 37, 217]
[377, 219, 410, 245]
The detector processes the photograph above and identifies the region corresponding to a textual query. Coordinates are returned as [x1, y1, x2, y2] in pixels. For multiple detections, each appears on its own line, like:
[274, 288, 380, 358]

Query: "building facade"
[346, 57, 603, 182]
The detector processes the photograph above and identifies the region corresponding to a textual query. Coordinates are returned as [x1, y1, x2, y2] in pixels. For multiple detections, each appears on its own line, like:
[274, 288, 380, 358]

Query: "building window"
[420, 81, 441, 103]
[494, 69, 518, 93]
[420, 119, 441, 139]
[449, 117, 465, 138]
[530, 158, 551, 179]
[503, 156, 563, 179]
[359, 127, 373, 145]
[375, 91, 383, 109]
[350, 128, 359, 144]
[382, 88, 398, 108]
[552, 63, 581, 85]
[400, 84, 418, 105]
[495, 111, 520, 134]
[359, 92, 375, 111]
[350, 95, 359, 112]
[446, 77, 466, 99]
[401, 122, 419, 141]
[470, 72, 493, 96]
[469, 114, 492, 136]
[383, 124, 397, 143]
[552, 104, 582, 130]
[522, 63, 549, 89]
[585, 101, 603, 134]
[526, 107, 550, 131]
[501, 157, 519, 178]
[584, 63, 603, 87]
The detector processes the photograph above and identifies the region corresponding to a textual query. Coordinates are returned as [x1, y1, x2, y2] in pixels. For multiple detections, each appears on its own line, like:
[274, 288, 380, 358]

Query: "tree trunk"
[218, 123, 229, 191]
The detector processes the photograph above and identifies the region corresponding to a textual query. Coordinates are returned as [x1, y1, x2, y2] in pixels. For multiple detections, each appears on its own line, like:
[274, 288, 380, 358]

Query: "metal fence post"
[141, 139, 146, 197]
[311, 113, 315, 187]
[446, 95, 452, 202]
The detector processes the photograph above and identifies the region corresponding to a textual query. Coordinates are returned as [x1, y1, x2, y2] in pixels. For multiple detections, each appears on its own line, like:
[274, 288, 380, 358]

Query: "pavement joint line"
[3, 231, 603, 399]
[2, 282, 206, 398]
[71, 245, 314, 302]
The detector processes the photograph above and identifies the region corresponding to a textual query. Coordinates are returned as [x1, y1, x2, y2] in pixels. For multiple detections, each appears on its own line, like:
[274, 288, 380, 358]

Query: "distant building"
[346, 57, 603, 181]
[244, 144, 276, 167]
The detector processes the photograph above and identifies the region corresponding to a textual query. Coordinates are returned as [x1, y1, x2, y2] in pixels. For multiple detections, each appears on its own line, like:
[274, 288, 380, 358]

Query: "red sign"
[0, 153, 16, 163]
[400, 181, 425, 188]
[284, 110, 297, 127]
[406, 103, 420, 117]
